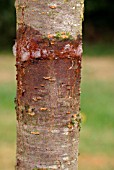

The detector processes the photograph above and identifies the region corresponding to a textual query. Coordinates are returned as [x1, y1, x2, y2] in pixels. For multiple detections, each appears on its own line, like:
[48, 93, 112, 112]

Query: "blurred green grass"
[80, 80, 114, 154]
[0, 55, 114, 170]
[83, 43, 114, 56]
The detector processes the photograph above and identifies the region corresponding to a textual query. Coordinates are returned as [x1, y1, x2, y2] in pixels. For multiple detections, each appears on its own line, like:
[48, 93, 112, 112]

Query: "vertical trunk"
[15, 0, 84, 169]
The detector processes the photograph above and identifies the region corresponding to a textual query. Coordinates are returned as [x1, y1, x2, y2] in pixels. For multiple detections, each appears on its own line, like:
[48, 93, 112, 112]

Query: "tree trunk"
[14, 0, 84, 169]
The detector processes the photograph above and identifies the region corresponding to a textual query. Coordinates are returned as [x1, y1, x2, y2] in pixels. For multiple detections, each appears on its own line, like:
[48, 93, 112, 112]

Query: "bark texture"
[15, 0, 84, 169]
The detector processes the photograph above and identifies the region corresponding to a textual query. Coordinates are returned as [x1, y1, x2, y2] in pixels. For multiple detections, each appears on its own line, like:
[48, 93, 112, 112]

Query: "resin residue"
[14, 25, 82, 62]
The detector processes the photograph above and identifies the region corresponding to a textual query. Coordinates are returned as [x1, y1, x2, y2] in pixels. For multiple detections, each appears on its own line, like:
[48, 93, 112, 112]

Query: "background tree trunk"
[15, 0, 84, 169]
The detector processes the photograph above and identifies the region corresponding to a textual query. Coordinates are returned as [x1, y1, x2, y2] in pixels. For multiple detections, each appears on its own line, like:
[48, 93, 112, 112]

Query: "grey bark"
[15, 0, 84, 169]
[15, 0, 84, 37]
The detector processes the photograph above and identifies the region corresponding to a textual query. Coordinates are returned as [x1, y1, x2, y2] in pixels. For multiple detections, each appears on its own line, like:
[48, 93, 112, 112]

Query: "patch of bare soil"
[0, 56, 15, 83]
[79, 154, 114, 170]
[82, 57, 114, 81]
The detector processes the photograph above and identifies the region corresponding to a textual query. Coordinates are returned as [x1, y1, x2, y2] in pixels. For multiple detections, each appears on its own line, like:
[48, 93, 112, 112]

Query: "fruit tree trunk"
[14, 0, 84, 169]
